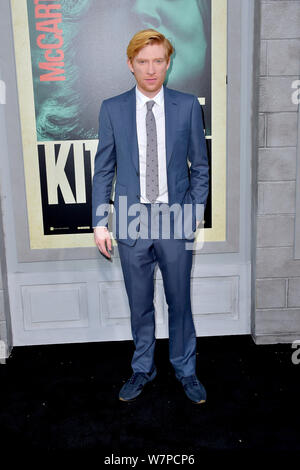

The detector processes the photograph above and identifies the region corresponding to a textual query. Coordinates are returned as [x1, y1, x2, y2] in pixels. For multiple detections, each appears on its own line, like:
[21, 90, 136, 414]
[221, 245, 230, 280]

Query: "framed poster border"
[7, 0, 245, 262]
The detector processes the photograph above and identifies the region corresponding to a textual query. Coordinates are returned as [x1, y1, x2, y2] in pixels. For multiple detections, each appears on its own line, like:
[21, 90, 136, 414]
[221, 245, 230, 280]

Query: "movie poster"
[11, 0, 226, 249]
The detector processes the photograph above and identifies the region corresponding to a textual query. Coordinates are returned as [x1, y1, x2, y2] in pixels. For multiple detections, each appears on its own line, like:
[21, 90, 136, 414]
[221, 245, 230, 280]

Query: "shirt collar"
[136, 85, 164, 109]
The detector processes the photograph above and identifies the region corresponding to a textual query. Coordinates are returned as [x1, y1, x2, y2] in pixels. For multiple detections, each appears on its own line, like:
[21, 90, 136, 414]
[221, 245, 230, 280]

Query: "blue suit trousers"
[117, 202, 197, 381]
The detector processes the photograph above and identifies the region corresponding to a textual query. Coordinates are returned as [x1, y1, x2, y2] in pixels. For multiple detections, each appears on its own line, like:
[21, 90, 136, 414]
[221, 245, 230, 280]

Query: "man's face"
[127, 43, 170, 98]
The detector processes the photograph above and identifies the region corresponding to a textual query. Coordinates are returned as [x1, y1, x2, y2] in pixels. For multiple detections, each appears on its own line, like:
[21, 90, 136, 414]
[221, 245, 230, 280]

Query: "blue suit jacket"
[92, 85, 209, 246]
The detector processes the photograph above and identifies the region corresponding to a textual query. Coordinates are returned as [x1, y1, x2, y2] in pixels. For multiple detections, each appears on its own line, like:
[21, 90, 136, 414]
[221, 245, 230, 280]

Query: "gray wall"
[253, 0, 300, 343]
[0, 196, 12, 364]
[0, 27, 11, 361]
[0, 0, 253, 354]
[1, 0, 300, 356]
[0, 70, 12, 363]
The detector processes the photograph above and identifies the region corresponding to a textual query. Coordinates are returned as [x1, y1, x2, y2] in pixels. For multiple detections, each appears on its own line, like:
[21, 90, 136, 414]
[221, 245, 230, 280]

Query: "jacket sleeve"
[188, 96, 210, 221]
[92, 100, 116, 228]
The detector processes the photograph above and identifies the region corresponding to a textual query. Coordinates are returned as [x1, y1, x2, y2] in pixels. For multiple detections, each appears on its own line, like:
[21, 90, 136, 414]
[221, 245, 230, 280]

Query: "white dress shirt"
[135, 85, 169, 204]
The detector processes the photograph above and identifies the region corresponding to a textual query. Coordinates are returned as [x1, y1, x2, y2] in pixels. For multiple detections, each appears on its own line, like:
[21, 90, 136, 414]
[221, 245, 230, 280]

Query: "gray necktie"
[146, 100, 159, 203]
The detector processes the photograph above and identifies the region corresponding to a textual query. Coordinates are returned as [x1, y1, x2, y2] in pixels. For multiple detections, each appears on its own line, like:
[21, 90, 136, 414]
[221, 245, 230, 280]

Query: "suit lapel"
[164, 85, 178, 169]
[121, 86, 139, 174]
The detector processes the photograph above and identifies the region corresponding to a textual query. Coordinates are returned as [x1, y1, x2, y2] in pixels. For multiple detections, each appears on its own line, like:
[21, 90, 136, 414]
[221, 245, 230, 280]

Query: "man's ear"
[166, 57, 171, 71]
[127, 58, 134, 74]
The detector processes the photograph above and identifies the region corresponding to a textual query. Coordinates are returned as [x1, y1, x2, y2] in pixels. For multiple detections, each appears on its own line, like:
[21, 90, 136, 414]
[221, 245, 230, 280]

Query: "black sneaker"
[180, 374, 207, 404]
[119, 368, 157, 401]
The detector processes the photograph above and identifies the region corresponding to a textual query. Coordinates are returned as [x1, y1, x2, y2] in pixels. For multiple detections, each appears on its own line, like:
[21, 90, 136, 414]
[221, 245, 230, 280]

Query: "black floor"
[0, 334, 300, 460]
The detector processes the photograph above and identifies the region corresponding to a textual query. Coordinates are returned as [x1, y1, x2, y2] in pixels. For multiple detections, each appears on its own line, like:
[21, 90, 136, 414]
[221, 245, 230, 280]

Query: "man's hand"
[94, 226, 112, 259]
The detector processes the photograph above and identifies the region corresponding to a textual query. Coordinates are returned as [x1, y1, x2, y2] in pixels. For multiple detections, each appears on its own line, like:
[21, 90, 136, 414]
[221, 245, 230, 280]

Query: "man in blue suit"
[92, 29, 209, 404]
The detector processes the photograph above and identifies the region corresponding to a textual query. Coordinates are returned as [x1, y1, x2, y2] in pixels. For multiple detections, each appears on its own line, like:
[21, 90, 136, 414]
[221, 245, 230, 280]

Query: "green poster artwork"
[12, 0, 226, 249]
[27, 0, 211, 141]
